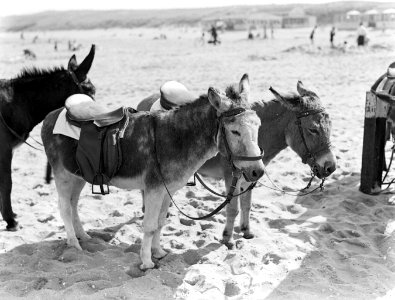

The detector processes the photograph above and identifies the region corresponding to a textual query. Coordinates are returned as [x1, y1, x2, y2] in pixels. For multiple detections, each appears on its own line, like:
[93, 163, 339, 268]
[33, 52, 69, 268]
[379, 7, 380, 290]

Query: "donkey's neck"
[8, 71, 70, 132]
[156, 98, 218, 183]
[252, 99, 292, 165]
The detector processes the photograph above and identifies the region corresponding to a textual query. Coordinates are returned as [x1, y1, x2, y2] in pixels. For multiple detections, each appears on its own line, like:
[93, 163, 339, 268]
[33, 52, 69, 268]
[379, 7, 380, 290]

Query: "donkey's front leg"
[152, 194, 171, 259]
[222, 174, 239, 249]
[240, 188, 254, 239]
[0, 147, 17, 231]
[140, 188, 165, 270]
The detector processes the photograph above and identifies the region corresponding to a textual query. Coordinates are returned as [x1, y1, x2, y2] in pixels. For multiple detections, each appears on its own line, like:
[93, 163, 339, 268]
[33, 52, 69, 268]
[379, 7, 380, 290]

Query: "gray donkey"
[41, 74, 264, 269]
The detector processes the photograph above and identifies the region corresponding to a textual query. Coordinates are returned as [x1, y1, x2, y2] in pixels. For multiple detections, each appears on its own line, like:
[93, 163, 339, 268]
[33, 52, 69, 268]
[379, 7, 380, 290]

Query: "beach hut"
[335, 10, 362, 29]
[364, 9, 379, 27]
[281, 7, 316, 28]
[374, 8, 395, 29]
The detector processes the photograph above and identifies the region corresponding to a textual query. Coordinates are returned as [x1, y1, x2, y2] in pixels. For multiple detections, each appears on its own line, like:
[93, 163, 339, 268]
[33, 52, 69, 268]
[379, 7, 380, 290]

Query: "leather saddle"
[65, 95, 136, 195]
[152, 81, 196, 111]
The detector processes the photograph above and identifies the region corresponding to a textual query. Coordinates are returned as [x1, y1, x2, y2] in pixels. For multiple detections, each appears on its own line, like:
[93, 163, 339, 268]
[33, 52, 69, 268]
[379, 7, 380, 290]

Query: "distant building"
[282, 8, 316, 28]
[335, 8, 395, 29]
[201, 12, 282, 31]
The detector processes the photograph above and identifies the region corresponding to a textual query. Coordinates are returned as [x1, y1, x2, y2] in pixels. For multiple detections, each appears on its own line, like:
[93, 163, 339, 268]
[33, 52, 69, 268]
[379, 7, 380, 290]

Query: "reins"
[153, 106, 263, 220]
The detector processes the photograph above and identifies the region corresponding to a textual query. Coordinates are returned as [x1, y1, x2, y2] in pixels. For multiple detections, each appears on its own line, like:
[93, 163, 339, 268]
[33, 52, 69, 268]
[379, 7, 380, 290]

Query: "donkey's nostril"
[251, 169, 264, 180]
[324, 161, 336, 175]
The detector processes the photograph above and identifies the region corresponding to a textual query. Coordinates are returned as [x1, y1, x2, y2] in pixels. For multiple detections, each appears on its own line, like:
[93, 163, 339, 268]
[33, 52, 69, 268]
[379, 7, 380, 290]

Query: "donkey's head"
[66, 44, 96, 97]
[270, 81, 336, 179]
[208, 74, 264, 182]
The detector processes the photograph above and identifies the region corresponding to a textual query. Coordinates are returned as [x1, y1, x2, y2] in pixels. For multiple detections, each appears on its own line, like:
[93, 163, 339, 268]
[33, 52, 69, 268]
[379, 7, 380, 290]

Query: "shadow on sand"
[265, 174, 395, 299]
[0, 215, 222, 299]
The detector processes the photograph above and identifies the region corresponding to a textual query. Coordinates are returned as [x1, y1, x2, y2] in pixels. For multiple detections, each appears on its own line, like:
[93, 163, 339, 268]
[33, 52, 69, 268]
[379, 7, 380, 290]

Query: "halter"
[68, 69, 85, 93]
[295, 108, 331, 174]
[217, 107, 264, 179]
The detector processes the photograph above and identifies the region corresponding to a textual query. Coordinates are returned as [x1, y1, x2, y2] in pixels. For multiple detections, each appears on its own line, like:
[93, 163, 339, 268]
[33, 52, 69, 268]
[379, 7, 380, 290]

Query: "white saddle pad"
[53, 108, 81, 140]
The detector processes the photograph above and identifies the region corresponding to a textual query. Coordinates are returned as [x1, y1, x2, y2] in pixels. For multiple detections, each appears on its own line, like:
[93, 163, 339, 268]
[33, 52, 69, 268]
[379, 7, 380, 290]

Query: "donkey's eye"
[231, 130, 241, 136]
[308, 128, 319, 135]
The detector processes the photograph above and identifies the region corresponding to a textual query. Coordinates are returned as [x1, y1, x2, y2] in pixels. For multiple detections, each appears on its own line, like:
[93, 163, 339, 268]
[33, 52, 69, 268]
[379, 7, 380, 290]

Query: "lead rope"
[257, 165, 325, 196]
[0, 110, 43, 151]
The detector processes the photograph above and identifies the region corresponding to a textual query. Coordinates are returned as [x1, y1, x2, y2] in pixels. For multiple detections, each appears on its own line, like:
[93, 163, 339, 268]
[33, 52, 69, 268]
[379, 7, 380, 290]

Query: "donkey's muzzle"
[242, 165, 265, 182]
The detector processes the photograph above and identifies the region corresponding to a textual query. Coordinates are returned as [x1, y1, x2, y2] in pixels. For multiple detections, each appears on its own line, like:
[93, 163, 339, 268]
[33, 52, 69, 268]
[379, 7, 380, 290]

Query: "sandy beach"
[0, 26, 395, 299]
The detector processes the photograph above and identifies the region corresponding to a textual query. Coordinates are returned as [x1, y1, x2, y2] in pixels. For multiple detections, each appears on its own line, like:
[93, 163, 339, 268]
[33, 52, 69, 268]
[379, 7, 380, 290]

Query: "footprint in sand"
[170, 240, 184, 249]
[32, 277, 48, 291]
[180, 218, 196, 226]
[224, 280, 241, 297]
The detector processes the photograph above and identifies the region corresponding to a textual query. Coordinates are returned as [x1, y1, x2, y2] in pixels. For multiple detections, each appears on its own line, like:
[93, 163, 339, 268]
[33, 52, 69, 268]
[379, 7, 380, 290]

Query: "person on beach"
[330, 27, 336, 48]
[209, 25, 220, 45]
[310, 25, 317, 44]
[357, 22, 367, 47]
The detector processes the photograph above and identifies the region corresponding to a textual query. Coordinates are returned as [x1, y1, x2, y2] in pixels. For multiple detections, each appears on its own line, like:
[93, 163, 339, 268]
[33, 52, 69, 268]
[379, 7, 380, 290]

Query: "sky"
[1, 0, 394, 17]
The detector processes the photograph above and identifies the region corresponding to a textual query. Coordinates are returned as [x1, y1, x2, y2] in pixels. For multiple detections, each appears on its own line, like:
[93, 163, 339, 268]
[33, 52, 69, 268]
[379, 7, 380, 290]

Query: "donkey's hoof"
[6, 220, 19, 231]
[139, 261, 155, 270]
[67, 238, 83, 251]
[152, 248, 168, 259]
[243, 232, 255, 239]
[77, 232, 92, 241]
[221, 239, 234, 250]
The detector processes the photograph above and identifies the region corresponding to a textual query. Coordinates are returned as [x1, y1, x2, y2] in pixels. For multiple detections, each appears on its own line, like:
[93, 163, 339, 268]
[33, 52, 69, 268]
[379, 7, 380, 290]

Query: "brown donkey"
[138, 81, 336, 248]
[0, 45, 96, 231]
[41, 74, 264, 270]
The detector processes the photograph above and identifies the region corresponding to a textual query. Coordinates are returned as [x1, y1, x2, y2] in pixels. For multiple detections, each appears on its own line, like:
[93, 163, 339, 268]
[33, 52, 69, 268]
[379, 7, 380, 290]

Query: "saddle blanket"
[53, 108, 80, 140]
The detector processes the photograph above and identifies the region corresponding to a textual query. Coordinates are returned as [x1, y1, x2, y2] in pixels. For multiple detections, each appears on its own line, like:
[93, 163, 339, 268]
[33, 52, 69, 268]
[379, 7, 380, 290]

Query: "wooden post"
[360, 91, 390, 194]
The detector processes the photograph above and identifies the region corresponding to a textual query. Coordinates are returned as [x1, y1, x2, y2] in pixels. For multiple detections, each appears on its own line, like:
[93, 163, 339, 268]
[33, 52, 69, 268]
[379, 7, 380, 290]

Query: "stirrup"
[92, 173, 110, 195]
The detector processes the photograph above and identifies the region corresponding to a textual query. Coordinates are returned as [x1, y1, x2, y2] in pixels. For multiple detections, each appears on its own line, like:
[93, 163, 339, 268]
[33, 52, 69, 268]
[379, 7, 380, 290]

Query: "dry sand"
[0, 26, 395, 299]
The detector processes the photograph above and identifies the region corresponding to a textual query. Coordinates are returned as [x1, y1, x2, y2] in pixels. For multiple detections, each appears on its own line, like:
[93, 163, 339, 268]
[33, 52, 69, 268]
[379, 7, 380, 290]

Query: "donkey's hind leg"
[53, 168, 82, 250]
[70, 178, 90, 241]
[140, 188, 165, 270]
[152, 193, 171, 259]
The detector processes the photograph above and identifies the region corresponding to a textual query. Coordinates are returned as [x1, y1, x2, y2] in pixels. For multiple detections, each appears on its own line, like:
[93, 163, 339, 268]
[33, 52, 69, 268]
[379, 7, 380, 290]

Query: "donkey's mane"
[175, 84, 251, 111]
[273, 93, 324, 112]
[15, 66, 66, 80]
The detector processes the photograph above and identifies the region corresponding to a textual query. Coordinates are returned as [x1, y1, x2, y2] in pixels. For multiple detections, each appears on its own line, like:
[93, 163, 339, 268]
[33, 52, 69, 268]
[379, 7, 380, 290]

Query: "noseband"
[218, 107, 264, 179]
[295, 108, 331, 175]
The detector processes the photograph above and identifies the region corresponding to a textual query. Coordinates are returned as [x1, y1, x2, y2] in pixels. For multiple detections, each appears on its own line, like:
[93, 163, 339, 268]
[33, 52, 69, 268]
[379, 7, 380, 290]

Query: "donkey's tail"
[45, 161, 52, 184]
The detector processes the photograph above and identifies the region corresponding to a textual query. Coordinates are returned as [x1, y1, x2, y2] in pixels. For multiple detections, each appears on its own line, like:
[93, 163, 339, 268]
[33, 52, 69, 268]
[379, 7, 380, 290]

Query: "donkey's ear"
[269, 86, 285, 101]
[208, 87, 231, 112]
[208, 87, 222, 110]
[297, 80, 318, 98]
[269, 86, 302, 110]
[67, 55, 78, 72]
[75, 44, 95, 79]
[239, 73, 250, 99]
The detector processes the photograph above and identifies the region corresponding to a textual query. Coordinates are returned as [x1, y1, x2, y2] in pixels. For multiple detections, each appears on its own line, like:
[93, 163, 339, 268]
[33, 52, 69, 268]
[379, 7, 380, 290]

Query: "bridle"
[295, 108, 331, 174]
[217, 107, 264, 179]
[293, 108, 332, 191]
[155, 106, 264, 221]
[68, 69, 85, 93]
